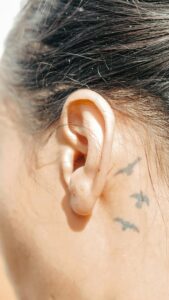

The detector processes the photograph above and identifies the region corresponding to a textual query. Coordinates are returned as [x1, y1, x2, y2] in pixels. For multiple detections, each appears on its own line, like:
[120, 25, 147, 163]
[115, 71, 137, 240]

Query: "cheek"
[0, 129, 24, 207]
[0, 214, 85, 299]
[0, 183, 114, 299]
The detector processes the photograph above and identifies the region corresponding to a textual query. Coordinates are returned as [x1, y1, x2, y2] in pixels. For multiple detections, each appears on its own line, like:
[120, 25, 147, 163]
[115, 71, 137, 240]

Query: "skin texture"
[0, 89, 169, 299]
[0, 252, 17, 300]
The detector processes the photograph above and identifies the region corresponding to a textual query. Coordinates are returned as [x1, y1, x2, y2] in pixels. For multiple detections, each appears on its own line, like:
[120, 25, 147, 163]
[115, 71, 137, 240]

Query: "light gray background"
[0, 1, 21, 57]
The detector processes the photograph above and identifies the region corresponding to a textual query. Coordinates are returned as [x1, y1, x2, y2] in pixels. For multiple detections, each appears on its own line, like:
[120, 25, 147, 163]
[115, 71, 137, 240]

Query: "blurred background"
[0, 1, 21, 57]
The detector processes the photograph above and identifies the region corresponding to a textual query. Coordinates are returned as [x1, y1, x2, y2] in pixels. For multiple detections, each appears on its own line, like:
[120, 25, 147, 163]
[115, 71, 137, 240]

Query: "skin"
[0, 89, 169, 299]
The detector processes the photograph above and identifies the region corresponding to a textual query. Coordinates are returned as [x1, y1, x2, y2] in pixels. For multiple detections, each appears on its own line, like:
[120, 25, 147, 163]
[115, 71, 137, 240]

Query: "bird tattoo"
[130, 191, 150, 209]
[114, 157, 142, 176]
[114, 217, 140, 233]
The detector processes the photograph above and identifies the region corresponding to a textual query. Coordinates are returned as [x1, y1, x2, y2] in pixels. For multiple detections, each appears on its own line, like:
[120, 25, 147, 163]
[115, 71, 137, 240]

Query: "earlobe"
[60, 89, 115, 216]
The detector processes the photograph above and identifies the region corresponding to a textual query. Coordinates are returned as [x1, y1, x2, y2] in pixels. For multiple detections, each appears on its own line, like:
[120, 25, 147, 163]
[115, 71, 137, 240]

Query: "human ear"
[59, 89, 115, 216]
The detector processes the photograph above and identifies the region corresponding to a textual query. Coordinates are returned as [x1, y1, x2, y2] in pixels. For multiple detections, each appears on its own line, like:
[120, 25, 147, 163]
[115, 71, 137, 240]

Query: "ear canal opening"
[73, 151, 86, 171]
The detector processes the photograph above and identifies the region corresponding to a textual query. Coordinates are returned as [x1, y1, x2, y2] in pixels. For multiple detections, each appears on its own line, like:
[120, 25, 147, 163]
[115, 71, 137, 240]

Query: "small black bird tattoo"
[114, 157, 142, 176]
[114, 217, 140, 233]
[130, 191, 150, 209]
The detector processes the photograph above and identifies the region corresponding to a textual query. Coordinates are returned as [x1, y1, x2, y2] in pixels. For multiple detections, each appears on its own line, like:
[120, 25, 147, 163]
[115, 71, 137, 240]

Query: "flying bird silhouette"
[114, 157, 142, 176]
[114, 217, 140, 233]
[130, 191, 150, 208]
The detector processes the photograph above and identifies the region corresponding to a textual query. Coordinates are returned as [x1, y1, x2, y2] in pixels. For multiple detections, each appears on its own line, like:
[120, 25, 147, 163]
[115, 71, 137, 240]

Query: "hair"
[1, 1, 169, 148]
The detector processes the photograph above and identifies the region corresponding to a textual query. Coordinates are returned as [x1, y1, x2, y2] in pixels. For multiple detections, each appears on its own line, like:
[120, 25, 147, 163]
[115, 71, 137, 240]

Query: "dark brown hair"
[1, 0, 169, 141]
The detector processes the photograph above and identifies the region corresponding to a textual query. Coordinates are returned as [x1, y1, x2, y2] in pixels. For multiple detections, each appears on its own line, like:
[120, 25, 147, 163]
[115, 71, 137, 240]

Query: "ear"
[59, 89, 115, 216]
